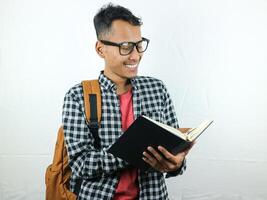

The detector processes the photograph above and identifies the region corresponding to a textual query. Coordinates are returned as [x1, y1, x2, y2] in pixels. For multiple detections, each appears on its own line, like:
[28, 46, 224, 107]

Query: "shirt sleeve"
[165, 159, 187, 178]
[62, 89, 128, 180]
[161, 82, 187, 177]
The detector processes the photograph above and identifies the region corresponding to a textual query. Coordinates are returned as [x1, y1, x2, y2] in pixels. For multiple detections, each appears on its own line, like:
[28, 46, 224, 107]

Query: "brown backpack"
[45, 80, 102, 200]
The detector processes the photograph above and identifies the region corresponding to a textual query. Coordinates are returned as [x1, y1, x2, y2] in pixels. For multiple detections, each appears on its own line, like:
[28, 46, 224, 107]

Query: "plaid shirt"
[62, 72, 186, 200]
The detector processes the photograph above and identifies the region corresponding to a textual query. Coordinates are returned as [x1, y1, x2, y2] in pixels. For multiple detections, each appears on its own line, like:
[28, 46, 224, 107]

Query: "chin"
[127, 72, 138, 79]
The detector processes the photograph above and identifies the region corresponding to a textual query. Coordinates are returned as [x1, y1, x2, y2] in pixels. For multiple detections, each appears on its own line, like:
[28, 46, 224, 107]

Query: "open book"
[107, 115, 213, 171]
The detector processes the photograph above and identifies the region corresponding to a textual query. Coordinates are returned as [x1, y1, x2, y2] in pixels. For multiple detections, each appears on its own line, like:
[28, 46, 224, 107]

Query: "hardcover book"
[108, 115, 213, 171]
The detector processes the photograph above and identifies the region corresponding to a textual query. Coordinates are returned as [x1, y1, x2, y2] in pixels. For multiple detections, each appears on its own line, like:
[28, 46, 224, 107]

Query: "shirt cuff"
[165, 159, 186, 178]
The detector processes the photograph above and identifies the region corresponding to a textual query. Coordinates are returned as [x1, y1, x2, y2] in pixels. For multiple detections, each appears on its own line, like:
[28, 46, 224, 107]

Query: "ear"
[95, 41, 105, 58]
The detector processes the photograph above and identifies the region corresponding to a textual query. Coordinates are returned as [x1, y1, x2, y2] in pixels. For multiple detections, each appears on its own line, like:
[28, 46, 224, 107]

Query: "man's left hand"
[142, 143, 194, 173]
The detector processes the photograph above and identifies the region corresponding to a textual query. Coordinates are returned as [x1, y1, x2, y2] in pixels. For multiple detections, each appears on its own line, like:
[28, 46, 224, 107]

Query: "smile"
[125, 64, 138, 68]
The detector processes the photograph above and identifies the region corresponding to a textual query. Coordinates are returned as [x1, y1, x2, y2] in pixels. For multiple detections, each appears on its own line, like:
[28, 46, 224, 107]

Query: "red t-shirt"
[113, 89, 139, 200]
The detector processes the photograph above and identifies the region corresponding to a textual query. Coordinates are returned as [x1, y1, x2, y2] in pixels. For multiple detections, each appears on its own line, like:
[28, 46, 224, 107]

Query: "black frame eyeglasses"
[99, 37, 150, 56]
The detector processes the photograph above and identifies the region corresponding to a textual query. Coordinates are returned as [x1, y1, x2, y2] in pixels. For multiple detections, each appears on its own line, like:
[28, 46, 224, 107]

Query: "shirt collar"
[98, 71, 139, 91]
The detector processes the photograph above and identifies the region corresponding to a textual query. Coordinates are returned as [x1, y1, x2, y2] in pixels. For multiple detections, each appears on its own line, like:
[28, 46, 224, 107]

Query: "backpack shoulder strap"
[81, 80, 101, 150]
[69, 80, 102, 196]
[82, 80, 101, 123]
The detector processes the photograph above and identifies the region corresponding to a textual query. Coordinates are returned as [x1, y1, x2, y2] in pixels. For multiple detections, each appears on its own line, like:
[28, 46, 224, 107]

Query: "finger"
[142, 156, 164, 172]
[143, 150, 161, 168]
[142, 156, 152, 165]
[142, 151, 155, 163]
[146, 147, 174, 170]
[157, 146, 177, 165]
[147, 146, 178, 171]
[143, 150, 166, 172]
[147, 146, 166, 163]
[158, 146, 186, 171]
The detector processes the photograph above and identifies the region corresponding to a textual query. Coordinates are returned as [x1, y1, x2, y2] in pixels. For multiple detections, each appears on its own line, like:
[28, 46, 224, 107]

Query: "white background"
[0, 0, 267, 199]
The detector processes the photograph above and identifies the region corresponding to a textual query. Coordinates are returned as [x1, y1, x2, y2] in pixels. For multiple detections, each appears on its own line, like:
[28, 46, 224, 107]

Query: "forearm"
[63, 91, 128, 180]
[67, 145, 128, 179]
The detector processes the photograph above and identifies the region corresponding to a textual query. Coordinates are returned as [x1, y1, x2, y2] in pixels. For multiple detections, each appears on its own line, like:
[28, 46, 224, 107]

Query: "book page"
[187, 120, 213, 141]
[142, 115, 187, 140]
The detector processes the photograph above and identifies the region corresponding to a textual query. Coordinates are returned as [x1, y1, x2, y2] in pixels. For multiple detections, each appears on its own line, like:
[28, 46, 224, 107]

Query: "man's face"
[97, 20, 143, 82]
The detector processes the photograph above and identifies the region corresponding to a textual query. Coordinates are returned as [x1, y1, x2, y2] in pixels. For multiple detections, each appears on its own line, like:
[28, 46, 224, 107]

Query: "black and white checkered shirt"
[62, 71, 186, 200]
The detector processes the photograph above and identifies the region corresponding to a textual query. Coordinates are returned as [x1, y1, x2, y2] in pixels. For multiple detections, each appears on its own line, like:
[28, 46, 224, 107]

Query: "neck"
[117, 82, 132, 95]
[103, 70, 132, 95]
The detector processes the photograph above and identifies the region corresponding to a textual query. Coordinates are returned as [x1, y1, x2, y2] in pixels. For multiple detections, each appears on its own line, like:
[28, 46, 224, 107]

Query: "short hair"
[93, 3, 143, 39]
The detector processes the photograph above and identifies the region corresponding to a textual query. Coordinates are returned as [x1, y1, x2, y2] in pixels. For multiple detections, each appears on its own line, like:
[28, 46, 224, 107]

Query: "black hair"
[93, 3, 142, 39]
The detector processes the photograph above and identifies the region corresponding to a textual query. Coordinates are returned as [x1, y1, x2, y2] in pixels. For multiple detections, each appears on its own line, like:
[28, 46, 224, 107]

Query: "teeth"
[125, 64, 137, 68]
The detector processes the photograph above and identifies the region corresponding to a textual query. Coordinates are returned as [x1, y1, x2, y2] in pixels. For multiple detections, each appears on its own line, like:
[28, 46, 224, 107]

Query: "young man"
[63, 3, 192, 200]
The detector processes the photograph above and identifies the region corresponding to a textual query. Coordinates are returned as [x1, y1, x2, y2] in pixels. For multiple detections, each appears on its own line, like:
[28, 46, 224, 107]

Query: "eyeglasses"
[99, 37, 150, 56]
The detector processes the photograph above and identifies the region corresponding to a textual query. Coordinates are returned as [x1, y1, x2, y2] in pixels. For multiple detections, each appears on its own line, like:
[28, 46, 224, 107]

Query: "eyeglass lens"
[120, 40, 148, 55]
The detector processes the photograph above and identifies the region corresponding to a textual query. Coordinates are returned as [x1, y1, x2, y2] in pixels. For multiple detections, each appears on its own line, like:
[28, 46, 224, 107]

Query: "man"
[63, 3, 192, 200]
